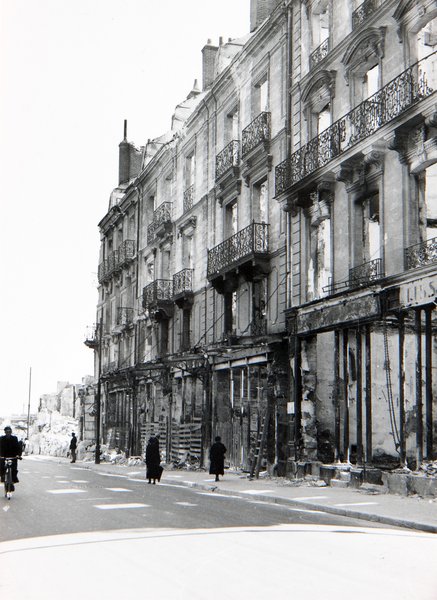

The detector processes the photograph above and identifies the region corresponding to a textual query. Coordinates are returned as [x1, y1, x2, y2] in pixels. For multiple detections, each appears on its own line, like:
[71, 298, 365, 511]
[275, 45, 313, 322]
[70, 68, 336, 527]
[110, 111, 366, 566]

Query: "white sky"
[0, 0, 250, 416]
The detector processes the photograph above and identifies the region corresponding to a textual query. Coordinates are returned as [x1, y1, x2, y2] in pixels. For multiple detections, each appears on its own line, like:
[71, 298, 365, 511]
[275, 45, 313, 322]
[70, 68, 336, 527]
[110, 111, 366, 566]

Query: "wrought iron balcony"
[98, 260, 108, 283]
[309, 38, 330, 69]
[207, 222, 269, 280]
[173, 269, 193, 296]
[352, 0, 378, 29]
[118, 239, 135, 267]
[116, 307, 134, 326]
[242, 112, 271, 156]
[142, 279, 174, 311]
[405, 237, 437, 269]
[183, 185, 194, 213]
[349, 258, 383, 288]
[275, 51, 436, 195]
[84, 324, 99, 349]
[216, 140, 240, 180]
[147, 202, 173, 244]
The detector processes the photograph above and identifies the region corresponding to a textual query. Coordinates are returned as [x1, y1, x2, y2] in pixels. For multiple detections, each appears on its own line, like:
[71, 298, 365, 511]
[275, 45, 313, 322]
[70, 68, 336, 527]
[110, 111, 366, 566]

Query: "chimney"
[201, 39, 219, 91]
[250, 0, 280, 32]
[119, 119, 130, 185]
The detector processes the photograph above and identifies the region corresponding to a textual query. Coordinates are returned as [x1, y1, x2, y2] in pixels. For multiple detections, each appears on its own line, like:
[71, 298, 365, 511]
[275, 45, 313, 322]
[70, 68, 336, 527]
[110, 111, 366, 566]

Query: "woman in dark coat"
[209, 436, 227, 482]
[145, 436, 162, 484]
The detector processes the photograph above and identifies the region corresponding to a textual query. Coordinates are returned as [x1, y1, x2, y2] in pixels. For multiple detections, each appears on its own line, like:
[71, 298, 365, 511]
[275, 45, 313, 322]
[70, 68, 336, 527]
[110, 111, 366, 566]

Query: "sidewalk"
[77, 459, 437, 534]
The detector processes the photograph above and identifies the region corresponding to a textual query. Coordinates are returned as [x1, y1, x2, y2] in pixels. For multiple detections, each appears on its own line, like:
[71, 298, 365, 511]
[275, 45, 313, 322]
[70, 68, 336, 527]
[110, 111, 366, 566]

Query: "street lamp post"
[95, 311, 103, 464]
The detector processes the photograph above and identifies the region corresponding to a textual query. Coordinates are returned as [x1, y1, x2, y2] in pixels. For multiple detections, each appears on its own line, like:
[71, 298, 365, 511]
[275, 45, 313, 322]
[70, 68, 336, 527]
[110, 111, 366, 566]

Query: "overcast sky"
[0, 0, 250, 417]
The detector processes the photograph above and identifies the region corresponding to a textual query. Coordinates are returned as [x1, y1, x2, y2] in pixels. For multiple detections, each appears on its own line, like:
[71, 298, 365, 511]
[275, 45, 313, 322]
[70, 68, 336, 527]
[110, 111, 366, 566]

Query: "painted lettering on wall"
[399, 275, 437, 308]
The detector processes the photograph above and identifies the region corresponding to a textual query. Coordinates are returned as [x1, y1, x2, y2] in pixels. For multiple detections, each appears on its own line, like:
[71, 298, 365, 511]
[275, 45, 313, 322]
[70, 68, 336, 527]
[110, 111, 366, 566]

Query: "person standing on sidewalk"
[69, 432, 78, 463]
[145, 436, 162, 484]
[209, 436, 227, 482]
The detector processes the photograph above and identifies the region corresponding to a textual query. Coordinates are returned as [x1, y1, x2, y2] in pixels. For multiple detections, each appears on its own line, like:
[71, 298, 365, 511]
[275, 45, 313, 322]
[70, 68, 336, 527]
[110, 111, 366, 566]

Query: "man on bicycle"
[0, 426, 22, 487]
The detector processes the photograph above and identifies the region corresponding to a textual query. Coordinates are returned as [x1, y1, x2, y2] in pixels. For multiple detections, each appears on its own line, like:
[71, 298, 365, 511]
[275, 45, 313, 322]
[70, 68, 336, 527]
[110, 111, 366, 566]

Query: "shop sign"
[399, 274, 437, 308]
[296, 294, 380, 334]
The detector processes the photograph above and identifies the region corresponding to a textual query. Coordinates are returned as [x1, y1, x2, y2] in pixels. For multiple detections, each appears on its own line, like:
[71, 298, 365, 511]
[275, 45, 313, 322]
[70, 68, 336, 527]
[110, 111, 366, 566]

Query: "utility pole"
[95, 311, 103, 464]
[26, 366, 32, 439]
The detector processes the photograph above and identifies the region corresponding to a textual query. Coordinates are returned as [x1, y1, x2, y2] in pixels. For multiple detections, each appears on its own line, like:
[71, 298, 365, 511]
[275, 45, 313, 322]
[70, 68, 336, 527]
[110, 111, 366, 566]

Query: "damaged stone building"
[86, 0, 437, 481]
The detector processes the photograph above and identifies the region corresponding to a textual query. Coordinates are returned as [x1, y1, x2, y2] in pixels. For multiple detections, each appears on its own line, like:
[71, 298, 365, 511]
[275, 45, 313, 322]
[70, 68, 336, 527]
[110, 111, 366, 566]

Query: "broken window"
[306, 191, 332, 301]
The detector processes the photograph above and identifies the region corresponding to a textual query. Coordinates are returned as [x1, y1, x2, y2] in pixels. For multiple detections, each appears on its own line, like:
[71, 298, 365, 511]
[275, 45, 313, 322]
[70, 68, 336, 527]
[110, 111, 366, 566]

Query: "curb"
[78, 462, 437, 534]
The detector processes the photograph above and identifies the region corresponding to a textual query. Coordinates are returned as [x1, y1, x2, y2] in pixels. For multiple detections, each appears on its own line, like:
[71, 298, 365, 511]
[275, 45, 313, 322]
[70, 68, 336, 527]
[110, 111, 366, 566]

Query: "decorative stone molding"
[342, 27, 386, 85]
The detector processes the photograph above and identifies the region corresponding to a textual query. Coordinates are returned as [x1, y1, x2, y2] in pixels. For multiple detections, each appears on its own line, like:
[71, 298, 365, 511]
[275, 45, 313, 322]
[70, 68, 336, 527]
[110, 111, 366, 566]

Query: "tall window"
[224, 291, 237, 335]
[226, 109, 239, 142]
[361, 192, 380, 264]
[225, 200, 238, 238]
[253, 180, 268, 223]
[418, 162, 437, 242]
[182, 233, 193, 268]
[185, 153, 195, 188]
[311, 1, 329, 48]
[306, 191, 332, 300]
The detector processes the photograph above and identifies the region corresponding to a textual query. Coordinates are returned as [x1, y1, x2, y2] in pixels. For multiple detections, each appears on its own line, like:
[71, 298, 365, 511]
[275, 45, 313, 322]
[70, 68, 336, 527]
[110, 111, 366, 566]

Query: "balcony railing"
[173, 268, 193, 297]
[118, 239, 135, 266]
[183, 185, 194, 213]
[352, 0, 378, 29]
[275, 51, 436, 195]
[216, 140, 240, 180]
[309, 38, 330, 69]
[84, 324, 99, 348]
[142, 279, 174, 309]
[242, 112, 271, 156]
[405, 237, 437, 269]
[102, 361, 117, 375]
[116, 307, 134, 326]
[147, 202, 173, 244]
[207, 222, 269, 279]
[349, 258, 383, 288]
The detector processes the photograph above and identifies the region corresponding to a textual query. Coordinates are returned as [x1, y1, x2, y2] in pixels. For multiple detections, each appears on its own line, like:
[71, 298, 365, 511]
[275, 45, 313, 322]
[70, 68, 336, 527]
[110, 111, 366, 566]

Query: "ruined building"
[86, 0, 437, 482]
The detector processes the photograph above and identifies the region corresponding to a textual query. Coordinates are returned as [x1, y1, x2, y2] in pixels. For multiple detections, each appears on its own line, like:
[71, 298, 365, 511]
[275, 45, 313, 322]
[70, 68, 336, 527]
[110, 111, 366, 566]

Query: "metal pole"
[356, 328, 363, 465]
[398, 313, 406, 465]
[95, 311, 103, 464]
[425, 308, 433, 460]
[27, 366, 32, 439]
[415, 309, 423, 466]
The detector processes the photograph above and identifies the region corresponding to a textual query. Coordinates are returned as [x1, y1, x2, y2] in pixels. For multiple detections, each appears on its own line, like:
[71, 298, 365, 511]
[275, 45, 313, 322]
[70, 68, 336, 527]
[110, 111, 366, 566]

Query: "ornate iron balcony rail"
[352, 0, 378, 29]
[143, 279, 174, 309]
[310, 38, 330, 69]
[242, 112, 271, 156]
[183, 185, 194, 212]
[405, 237, 437, 269]
[349, 258, 383, 288]
[118, 239, 135, 266]
[207, 222, 269, 279]
[116, 307, 134, 326]
[275, 51, 436, 195]
[173, 268, 193, 296]
[84, 324, 99, 348]
[216, 140, 240, 180]
[98, 260, 108, 283]
[147, 202, 173, 244]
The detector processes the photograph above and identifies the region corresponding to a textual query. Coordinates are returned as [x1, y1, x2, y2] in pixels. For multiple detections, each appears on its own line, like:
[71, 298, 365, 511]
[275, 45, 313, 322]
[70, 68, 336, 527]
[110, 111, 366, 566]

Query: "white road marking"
[240, 490, 275, 495]
[70, 467, 89, 471]
[174, 502, 198, 507]
[97, 473, 128, 478]
[94, 503, 149, 510]
[47, 489, 86, 494]
[105, 488, 132, 492]
[166, 474, 183, 478]
[294, 496, 329, 501]
[127, 478, 145, 483]
[3, 506, 10, 512]
[334, 502, 379, 507]
[71, 480, 88, 483]
[248, 501, 327, 514]
[55, 481, 71, 484]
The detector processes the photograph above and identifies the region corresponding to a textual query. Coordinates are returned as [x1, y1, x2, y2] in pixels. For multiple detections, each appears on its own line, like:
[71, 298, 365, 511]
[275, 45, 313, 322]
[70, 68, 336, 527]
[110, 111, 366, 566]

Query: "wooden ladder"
[249, 404, 270, 480]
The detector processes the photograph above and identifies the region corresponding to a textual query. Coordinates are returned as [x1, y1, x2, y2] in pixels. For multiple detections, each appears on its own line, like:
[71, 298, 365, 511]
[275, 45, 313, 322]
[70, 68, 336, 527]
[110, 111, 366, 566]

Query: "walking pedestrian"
[209, 436, 227, 482]
[145, 436, 162, 484]
[69, 432, 78, 463]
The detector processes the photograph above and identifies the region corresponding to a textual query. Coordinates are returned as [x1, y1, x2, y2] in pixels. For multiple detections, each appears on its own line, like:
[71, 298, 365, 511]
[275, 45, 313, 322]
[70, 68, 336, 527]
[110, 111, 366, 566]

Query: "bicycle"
[2, 456, 20, 500]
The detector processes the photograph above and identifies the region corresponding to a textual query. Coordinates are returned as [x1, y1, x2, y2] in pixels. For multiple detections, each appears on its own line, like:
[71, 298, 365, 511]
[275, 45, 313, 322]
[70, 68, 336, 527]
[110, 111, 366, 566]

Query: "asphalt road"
[0, 456, 391, 542]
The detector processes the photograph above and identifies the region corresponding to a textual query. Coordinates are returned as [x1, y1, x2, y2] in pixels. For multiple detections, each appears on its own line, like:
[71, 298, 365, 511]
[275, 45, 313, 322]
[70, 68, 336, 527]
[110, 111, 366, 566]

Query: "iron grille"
[98, 260, 108, 283]
[349, 258, 383, 288]
[118, 239, 135, 266]
[309, 38, 330, 69]
[173, 268, 193, 296]
[352, 0, 378, 29]
[183, 185, 194, 212]
[275, 51, 436, 195]
[215, 140, 240, 180]
[207, 222, 269, 279]
[405, 237, 437, 269]
[142, 279, 174, 309]
[147, 202, 172, 244]
[242, 112, 271, 156]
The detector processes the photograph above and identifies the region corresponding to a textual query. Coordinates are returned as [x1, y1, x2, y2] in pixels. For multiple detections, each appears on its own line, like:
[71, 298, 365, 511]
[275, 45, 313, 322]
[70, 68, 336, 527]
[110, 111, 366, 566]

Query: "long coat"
[145, 438, 161, 480]
[209, 441, 227, 476]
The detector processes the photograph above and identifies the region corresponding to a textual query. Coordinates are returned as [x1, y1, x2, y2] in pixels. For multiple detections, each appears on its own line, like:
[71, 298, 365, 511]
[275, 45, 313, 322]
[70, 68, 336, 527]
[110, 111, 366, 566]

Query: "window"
[418, 162, 437, 242]
[360, 192, 380, 264]
[224, 291, 237, 335]
[181, 309, 191, 351]
[306, 191, 332, 300]
[226, 109, 239, 143]
[317, 103, 331, 134]
[252, 279, 267, 335]
[253, 77, 269, 116]
[182, 234, 193, 269]
[301, 71, 335, 141]
[225, 200, 238, 238]
[311, 1, 329, 48]
[253, 180, 268, 223]
[185, 153, 195, 188]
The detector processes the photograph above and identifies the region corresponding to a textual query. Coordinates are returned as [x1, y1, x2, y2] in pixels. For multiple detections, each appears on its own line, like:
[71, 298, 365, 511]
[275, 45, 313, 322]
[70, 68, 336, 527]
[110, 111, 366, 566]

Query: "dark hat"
[215, 436, 221, 442]
[4, 426, 12, 432]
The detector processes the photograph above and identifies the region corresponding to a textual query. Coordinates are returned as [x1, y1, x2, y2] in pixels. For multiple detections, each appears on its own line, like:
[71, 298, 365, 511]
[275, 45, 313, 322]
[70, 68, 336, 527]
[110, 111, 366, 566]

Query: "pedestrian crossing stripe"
[47, 489, 86, 494]
[94, 503, 149, 509]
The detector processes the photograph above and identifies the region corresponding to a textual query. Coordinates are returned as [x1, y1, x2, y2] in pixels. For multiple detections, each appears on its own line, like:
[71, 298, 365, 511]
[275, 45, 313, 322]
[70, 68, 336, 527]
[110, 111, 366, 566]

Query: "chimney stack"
[250, 0, 281, 32]
[119, 119, 130, 185]
[201, 39, 219, 91]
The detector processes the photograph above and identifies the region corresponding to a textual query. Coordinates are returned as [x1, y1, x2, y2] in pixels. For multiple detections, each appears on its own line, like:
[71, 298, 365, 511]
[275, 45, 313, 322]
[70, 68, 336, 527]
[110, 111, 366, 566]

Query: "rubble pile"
[27, 412, 78, 457]
[416, 461, 437, 477]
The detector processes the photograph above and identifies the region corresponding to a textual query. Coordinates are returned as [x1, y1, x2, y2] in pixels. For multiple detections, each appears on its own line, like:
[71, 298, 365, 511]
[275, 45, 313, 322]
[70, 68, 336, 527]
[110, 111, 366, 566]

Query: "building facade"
[87, 0, 437, 478]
